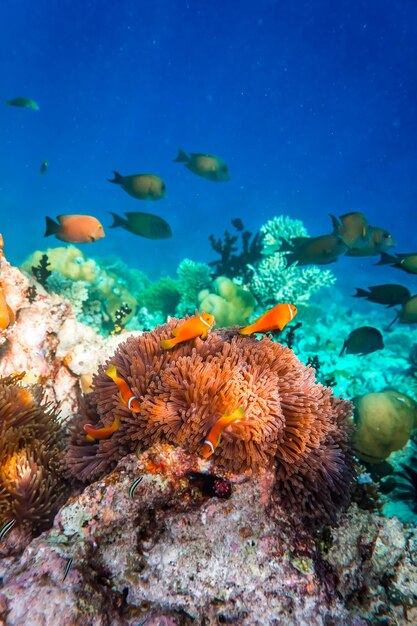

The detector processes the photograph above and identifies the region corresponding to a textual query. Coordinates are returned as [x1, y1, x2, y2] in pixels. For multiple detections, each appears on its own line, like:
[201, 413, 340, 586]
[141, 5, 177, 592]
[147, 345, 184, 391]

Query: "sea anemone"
[0, 373, 66, 535]
[66, 319, 354, 525]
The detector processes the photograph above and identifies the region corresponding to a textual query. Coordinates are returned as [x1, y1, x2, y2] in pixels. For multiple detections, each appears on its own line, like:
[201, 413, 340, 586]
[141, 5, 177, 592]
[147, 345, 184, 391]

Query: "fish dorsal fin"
[172, 327, 180, 337]
[57, 214, 77, 223]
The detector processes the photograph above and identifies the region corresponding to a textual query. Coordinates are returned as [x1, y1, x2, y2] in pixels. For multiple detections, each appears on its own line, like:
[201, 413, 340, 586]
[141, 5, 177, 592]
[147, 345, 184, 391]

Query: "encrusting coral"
[352, 390, 417, 462]
[66, 318, 354, 525]
[198, 276, 256, 327]
[0, 373, 66, 536]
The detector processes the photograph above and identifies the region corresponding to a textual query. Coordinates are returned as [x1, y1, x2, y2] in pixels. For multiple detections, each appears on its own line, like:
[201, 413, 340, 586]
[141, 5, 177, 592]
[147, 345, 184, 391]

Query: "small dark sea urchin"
[66, 319, 354, 526]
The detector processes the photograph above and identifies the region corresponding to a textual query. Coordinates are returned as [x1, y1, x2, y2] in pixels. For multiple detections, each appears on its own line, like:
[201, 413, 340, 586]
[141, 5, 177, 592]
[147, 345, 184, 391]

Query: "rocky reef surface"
[1, 242, 417, 625]
[1, 448, 417, 625]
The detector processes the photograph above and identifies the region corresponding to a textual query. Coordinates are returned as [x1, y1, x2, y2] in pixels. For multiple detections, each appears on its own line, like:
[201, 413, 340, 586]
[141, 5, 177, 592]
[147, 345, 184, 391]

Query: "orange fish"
[160, 312, 215, 350]
[201, 407, 246, 458]
[83, 415, 121, 442]
[0, 287, 14, 331]
[238, 303, 297, 335]
[44, 214, 105, 243]
[105, 364, 141, 412]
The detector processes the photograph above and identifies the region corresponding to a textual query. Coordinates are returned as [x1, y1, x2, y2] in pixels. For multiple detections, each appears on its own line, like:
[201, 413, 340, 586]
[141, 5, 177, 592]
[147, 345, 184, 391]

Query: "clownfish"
[160, 312, 215, 350]
[201, 406, 246, 459]
[105, 364, 141, 412]
[238, 303, 297, 336]
[0, 287, 14, 332]
[83, 415, 120, 441]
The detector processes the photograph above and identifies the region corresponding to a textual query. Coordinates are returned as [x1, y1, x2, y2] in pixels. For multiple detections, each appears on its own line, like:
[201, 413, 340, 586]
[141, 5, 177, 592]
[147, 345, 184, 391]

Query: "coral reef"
[22, 246, 147, 332]
[0, 373, 66, 537]
[247, 215, 336, 307]
[1, 247, 140, 421]
[1, 452, 417, 625]
[209, 219, 264, 281]
[175, 258, 211, 316]
[66, 319, 353, 526]
[197, 276, 256, 327]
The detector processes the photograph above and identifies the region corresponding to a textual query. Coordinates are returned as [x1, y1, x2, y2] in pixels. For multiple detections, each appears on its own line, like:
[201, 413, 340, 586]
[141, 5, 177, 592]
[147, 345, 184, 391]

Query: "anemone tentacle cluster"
[0, 373, 66, 535]
[66, 318, 354, 524]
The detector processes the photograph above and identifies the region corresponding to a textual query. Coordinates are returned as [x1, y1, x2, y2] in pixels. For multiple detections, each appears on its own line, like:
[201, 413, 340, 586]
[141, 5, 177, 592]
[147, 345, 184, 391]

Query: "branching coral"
[209, 220, 264, 281]
[66, 320, 353, 525]
[249, 250, 336, 306]
[0, 373, 66, 535]
[249, 215, 336, 306]
[261, 215, 308, 255]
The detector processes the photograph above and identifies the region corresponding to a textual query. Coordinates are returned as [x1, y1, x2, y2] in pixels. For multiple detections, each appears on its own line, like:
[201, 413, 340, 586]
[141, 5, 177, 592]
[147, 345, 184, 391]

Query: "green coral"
[176, 258, 211, 316]
[138, 277, 181, 316]
[198, 276, 256, 327]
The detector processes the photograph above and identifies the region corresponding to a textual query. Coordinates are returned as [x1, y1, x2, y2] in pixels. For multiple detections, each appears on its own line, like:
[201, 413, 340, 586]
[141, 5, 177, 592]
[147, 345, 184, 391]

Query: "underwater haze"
[1, 0, 417, 284]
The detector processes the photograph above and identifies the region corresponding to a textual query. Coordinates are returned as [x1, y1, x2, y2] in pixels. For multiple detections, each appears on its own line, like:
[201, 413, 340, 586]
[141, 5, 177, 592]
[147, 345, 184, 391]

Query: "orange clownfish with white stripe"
[83, 365, 140, 441]
[160, 312, 215, 350]
[105, 364, 141, 412]
[238, 303, 297, 335]
[201, 406, 246, 459]
[84, 415, 121, 442]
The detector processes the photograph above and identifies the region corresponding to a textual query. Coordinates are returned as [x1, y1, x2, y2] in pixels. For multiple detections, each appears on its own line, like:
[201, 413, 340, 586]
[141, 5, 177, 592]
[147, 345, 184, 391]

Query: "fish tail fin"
[386, 315, 398, 330]
[160, 337, 178, 350]
[375, 252, 396, 266]
[108, 170, 123, 184]
[173, 148, 189, 163]
[105, 364, 117, 381]
[44, 216, 60, 237]
[352, 288, 368, 298]
[109, 212, 127, 229]
[5, 101, 11, 106]
[284, 253, 298, 267]
[277, 238, 294, 252]
[339, 341, 346, 357]
[329, 213, 341, 233]
[238, 325, 254, 336]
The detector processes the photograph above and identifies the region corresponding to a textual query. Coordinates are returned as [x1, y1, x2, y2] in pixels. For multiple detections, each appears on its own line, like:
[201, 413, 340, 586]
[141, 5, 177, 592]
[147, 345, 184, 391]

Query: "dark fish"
[110, 212, 172, 240]
[376, 251, 417, 275]
[129, 476, 143, 499]
[282, 233, 347, 266]
[330, 212, 369, 248]
[340, 326, 384, 356]
[346, 226, 395, 257]
[353, 284, 410, 307]
[173, 149, 230, 182]
[108, 171, 166, 200]
[187, 472, 232, 499]
[40, 161, 48, 175]
[6, 97, 39, 110]
[388, 295, 417, 328]
[0, 519, 16, 541]
[62, 557, 73, 582]
[232, 218, 244, 231]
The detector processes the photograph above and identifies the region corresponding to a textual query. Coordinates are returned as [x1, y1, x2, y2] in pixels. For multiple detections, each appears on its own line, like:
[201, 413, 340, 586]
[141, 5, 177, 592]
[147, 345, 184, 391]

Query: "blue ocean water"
[1, 0, 416, 291]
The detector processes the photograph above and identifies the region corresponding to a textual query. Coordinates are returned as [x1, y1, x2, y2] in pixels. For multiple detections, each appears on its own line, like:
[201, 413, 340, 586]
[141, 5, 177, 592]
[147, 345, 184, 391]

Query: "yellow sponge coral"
[198, 276, 255, 327]
[353, 390, 417, 462]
